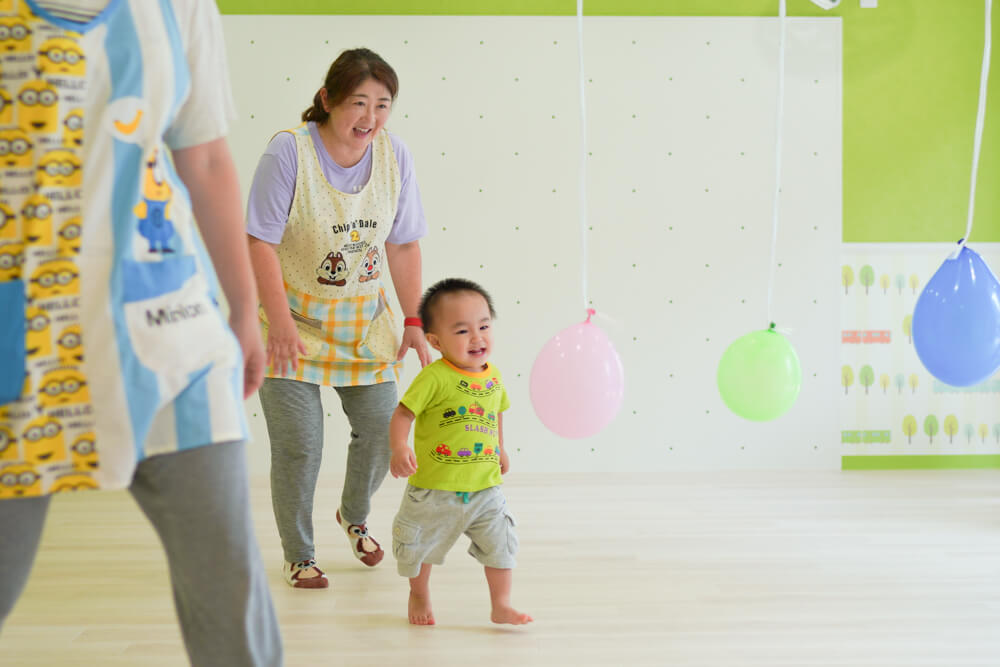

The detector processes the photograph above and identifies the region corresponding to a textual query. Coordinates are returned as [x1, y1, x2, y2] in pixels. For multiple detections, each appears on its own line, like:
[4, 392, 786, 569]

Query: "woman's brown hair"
[302, 48, 399, 124]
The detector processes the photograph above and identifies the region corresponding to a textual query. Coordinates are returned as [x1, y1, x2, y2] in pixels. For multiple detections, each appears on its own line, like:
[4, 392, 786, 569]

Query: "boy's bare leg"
[484, 567, 533, 625]
[408, 563, 435, 625]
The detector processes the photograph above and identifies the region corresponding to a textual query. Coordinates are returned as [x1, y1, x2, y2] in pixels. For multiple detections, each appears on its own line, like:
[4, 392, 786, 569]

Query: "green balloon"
[717, 328, 801, 421]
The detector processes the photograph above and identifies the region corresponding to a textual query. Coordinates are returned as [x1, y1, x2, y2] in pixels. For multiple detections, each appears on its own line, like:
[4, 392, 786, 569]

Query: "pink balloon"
[529, 310, 625, 439]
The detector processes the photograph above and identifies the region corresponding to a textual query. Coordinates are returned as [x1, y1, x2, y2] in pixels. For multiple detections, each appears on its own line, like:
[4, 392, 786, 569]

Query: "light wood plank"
[3, 471, 999, 666]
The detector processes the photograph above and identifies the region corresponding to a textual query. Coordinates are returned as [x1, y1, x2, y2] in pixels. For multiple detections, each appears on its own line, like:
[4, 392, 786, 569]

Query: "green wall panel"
[842, 454, 1000, 470]
[216, 0, 1000, 243]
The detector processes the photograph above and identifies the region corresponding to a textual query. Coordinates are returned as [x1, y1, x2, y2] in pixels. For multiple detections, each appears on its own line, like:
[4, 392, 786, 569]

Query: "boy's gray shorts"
[392, 484, 518, 578]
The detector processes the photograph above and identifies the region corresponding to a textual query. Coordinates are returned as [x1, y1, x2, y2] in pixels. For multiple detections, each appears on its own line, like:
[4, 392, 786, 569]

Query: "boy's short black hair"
[419, 278, 496, 333]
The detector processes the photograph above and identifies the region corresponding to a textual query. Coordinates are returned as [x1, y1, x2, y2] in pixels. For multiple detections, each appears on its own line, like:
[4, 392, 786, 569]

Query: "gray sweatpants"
[259, 377, 397, 563]
[0, 440, 282, 667]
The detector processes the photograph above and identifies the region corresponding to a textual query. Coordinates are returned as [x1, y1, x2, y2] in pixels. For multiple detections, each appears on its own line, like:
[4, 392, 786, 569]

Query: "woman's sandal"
[336, 509, 384, 567]
[283, 558, 329, 588]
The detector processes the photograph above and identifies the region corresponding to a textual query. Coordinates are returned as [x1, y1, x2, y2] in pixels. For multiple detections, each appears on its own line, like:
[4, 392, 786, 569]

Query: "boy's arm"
[171, 137, 264, 399]
[498, 411, 510, 474]
[389, 403, 418, 478]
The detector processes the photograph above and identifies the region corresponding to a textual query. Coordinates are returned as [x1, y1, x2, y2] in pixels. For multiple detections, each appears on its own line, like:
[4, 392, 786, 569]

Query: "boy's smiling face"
[426, 291, 494, 373]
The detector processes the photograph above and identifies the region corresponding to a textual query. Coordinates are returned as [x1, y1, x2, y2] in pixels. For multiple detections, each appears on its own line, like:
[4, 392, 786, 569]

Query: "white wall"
[220, 15, 843, 473]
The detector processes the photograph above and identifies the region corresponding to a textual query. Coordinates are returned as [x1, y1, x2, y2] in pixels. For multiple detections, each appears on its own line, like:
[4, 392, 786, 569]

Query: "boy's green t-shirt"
[401, 359, 510, 492]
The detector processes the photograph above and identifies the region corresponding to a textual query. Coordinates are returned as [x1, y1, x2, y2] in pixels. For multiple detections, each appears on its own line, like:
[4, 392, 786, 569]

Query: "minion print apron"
[261, 125, 402, 387]
[0, 0, 247, 498]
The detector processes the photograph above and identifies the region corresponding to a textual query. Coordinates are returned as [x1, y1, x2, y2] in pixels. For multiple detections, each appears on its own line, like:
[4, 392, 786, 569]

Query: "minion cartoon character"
[17, 80, 60, 135]
[0, 426, 17, 462]
[28, 257, 79, 300]
[0, 14, 33, 54]
[69, 432, 97, 471]
[0, 464, 42, 499]
[62, 108, 83, 147]
[37, 37, 86, 77]
[0, 201, 15, 241]
[22, 192, 53, 246]
[134, 148, 175, 253]
[25, 305, 52, 359]
[21, 416, 66, 464]
[48, 471, 98, 493]
[0, 88, 12, 126]
[38, 366, 88, 409]
[36, 148, 82, 188]
[0, 128, 33, 168]
[0, 241, 23, 280]
[57, 216, 81, 255]
[55, 323, 83, 364]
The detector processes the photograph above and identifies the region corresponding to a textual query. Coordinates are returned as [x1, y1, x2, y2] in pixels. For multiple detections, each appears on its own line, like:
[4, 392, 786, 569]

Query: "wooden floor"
[3, 470, 1000, 666]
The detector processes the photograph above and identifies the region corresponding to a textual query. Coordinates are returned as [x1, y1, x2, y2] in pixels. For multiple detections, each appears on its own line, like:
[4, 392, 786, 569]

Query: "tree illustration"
[924, 415, 939, 444]
[895, 274, 906, 295]
[842, 265, 855, 295]
[909, 273, 920, 294]
[879, 373, 890, 394]
[841, 365, 854, 394]
[894, 373, 906, 394]
[902, 315, 913, 343]
[909, 373, 919, 393]
[879, 274, 891, 295]
[978, 423, 988, 443]
[859, 365, 875, 394]
[902, 415, 918, 444]
[965, 423, 976, 444]
[859, 265, 875, 295]
[943, 415, 958, 443]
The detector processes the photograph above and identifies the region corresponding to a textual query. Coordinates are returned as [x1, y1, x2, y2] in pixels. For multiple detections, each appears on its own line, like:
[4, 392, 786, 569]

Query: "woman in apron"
[247, 48, 430, 588]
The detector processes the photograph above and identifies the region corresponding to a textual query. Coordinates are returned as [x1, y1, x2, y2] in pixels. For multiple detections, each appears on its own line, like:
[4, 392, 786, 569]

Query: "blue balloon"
[912, 244, 1000, 386]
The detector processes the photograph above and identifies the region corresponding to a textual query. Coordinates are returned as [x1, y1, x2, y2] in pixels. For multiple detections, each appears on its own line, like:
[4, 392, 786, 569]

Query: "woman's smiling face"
[324, 77, 392, 161]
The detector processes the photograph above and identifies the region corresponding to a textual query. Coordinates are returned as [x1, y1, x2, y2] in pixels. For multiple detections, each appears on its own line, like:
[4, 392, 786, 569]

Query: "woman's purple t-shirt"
[245, 122, 427, 245]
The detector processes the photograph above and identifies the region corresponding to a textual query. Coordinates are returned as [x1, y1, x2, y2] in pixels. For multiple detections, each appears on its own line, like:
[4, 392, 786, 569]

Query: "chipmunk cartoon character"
[316, 251, 348, 286]
[358, 246, 380, 282]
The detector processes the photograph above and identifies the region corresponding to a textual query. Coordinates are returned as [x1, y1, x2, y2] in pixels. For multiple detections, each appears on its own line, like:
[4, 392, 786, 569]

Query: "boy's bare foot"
[491, 605, 533, 625]
[408, 591, 435, 625]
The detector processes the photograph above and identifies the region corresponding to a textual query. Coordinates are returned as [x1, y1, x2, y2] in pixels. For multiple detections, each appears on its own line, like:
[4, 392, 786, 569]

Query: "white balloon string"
[960, 0, 992, 251]
[577, 0, 590, 314]
[765, 0, 786, 330]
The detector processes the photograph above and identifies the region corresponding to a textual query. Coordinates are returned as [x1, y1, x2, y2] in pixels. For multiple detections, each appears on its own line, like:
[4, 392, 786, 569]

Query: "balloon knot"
[585, 308, 596, 324]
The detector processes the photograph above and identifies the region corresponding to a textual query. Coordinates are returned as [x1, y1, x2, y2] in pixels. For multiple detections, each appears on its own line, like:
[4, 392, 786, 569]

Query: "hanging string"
[765, 0, 787, 329]
[576, 0, 590, 313]
[958, 0, 993, 253]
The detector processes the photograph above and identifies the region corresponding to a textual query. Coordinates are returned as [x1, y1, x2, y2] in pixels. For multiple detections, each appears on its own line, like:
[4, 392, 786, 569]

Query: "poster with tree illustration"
[841, 245, 1000, 465]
